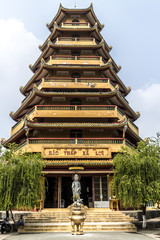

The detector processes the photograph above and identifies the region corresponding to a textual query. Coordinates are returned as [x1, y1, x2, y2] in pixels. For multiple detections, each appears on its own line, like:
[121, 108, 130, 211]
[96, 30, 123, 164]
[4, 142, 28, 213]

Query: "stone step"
[19, 209, 137, 233]
[26, 218, 132, 221]
[25, 219, 135, 224]
[18, 224, 136, 233]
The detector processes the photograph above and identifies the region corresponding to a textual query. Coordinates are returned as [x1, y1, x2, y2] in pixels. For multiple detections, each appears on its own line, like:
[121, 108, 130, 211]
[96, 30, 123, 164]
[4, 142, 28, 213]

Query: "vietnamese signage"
[43, 148, 111, 158]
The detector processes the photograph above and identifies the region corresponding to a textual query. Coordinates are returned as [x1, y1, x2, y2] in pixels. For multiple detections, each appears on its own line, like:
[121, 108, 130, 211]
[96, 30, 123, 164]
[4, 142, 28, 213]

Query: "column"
[58, 176, 61, 208]
[92, 176, 94, 208]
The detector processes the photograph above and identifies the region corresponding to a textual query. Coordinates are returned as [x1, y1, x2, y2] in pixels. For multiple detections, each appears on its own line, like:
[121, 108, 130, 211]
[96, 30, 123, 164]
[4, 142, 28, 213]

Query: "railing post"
[75, 138, 78, 144]
[115, 106, 118, 117]
[58, 177, 61, 208]
[41, 78, 44, 89]
[75, 78, 77, 83]
[100, 56, 102, 65]
[92, 176, 95, 208]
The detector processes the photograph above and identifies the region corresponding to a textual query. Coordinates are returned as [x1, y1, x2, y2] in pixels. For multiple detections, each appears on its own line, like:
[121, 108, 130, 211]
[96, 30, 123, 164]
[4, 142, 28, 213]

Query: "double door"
[94, 176, 109, 208]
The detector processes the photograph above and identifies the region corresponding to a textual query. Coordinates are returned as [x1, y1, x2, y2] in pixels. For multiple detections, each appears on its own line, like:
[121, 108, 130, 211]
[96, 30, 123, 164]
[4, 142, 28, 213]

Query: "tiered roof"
[2, 4, 141, 154]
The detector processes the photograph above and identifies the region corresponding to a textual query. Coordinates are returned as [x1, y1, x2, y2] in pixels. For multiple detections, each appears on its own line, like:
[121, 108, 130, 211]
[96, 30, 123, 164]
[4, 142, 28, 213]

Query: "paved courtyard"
[0, 232, 159, 240]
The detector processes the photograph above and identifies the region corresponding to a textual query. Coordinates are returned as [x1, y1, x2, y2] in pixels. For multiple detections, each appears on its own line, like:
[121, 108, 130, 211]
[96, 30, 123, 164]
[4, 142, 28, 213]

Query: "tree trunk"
[142, 205, 147, 228]
[6, 210, 9, 220]
[10, 207, 17, 231]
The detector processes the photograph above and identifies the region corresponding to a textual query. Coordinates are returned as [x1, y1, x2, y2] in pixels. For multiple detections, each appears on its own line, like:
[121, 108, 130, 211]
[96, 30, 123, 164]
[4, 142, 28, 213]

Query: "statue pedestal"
[69, 204, 86, 235]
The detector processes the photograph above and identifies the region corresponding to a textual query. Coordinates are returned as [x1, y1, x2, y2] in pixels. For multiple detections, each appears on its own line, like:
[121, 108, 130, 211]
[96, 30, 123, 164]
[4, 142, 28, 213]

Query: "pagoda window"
[71, 72, 81, 78]
[71, 50, 81, 56]
[70, 129, 82, 138]
[70, 98, 82, 105]
[72, 19, 80, 23]
[72, 34, 80, 38]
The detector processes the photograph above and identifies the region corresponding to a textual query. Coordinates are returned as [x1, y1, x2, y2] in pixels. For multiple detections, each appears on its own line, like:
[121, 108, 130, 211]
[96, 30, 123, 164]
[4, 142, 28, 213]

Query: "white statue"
[72, 174, 81, 205]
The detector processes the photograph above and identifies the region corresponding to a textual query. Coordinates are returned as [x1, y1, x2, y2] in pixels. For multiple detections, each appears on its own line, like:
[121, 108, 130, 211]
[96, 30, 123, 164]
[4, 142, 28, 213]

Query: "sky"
[0, 0, 160, 141]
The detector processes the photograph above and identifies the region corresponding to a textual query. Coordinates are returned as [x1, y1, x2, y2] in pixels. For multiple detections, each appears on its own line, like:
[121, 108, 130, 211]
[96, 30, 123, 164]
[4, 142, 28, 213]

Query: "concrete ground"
[0, 232, 160, 240]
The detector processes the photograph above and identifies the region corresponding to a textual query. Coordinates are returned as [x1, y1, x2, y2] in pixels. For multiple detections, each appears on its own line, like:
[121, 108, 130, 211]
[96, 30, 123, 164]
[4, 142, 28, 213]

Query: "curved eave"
[14, 86, 119, 121]
[26, 118, 128, 129]
[102, 63, 129, 96]
[116, 91, 139, 121]
[31, 41, 119, 74]
[2, 128, 25, 147]
[3, 118, 127, 147]
[21, 63, 49, 96]
[12, 88, 38, 120]
[45, 160, 112, 167]
[40, 26, 110, 52]
[22, 61, 128, 96]
[14, 85, 138, 122]
[47, 4, 103, 32]
[127, 126, 142, 142]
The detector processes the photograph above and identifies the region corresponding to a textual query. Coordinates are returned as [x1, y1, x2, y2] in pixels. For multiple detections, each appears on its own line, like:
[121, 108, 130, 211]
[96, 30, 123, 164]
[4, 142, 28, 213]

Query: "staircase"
[18, 208, 137, 233]
[84, 208, 137, 232]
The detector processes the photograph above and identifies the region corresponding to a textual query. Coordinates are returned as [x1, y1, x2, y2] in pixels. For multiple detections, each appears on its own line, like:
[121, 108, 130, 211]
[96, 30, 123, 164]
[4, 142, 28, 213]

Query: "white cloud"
[0, 18, 42, 140]
[127, 83, 160, 139]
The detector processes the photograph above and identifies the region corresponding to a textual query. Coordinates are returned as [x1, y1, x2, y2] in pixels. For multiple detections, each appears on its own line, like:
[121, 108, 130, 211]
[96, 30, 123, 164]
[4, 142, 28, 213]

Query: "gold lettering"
[83, 150, 89, 155]
[48, 150, 59, 155]
[95, 150, 104, 156]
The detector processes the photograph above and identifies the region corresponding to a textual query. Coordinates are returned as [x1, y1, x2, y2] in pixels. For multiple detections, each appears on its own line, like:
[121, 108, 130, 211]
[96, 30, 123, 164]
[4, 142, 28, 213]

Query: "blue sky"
[0, 0, 160, 140]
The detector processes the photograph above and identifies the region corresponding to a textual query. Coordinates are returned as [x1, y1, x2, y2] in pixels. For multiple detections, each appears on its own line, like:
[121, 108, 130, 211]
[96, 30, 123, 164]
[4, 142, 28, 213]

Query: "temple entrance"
[94, 176, 109, 208]
[61, 177, 73, 208]
[44, 177, 58, 208]
[61, 176, 92, 208]
[81, 177, 92, 207]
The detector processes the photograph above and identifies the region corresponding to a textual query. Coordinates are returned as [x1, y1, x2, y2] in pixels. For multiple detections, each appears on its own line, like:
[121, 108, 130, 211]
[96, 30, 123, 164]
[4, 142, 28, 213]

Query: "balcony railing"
[47, 55, 104, 66]
[41, 77, 109, 83]
[16, 138, 136, 152]
[36, 78, 115, 93]
[26, 104, 124, 123]
[29, 137, 124, 145]
[61, 22, 90, 28]
[55, 37, 96, 45]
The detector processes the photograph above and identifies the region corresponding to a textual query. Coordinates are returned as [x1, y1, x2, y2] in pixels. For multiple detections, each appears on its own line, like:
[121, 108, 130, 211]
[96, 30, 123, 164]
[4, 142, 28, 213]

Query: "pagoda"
[2, 4, 141, 209]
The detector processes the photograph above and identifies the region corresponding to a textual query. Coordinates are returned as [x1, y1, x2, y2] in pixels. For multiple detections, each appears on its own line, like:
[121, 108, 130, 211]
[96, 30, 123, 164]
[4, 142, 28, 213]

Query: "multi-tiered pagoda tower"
[3, 4, 141, 209]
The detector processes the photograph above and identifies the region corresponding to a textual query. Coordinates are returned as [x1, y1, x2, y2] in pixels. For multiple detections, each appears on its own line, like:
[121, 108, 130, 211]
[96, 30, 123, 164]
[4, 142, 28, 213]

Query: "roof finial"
[74, 0, 77, 8]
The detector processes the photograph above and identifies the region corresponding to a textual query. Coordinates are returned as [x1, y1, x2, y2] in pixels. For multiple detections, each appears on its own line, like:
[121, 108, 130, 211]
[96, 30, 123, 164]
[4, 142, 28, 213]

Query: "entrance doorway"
[94, 176, 109, 208]
[61, 177, 73, 208]
[81, 177, 92, 207]
[61, 176, 92, 208]
[44, 177, 58, 208]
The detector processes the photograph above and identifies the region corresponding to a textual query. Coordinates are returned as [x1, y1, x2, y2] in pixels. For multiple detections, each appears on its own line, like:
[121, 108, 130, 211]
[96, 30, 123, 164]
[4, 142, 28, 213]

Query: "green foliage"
[0, 143, 45, 210]
[112, 137, 160, 209]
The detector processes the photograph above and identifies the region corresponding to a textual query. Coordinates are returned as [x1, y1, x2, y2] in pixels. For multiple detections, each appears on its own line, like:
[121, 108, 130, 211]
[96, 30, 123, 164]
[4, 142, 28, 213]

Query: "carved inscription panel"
[43, 148, 111, 158]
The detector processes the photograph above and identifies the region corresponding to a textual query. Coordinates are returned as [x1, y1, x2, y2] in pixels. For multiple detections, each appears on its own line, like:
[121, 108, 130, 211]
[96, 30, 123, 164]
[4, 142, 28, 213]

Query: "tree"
[0, 143, 45, 226]
[112, 135, 160, 227]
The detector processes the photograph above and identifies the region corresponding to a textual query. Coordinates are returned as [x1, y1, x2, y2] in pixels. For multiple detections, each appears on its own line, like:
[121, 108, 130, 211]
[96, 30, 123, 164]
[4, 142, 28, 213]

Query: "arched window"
[71, 72, 81, 78]
[70, 98, 82, 105]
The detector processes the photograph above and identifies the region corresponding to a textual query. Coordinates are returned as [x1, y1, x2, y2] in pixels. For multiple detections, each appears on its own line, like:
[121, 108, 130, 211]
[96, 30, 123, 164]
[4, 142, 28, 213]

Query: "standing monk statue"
[72, 174, 81, 205]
